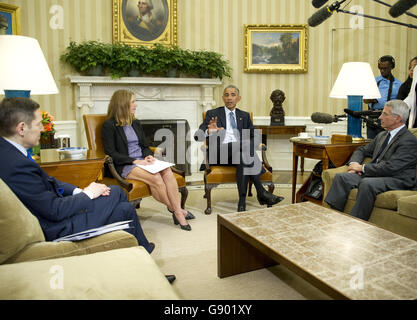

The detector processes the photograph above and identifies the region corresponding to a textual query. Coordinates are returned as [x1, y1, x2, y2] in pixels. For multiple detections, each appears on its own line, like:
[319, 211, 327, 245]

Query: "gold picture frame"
[244, 24, 308, 74]
[112, 0, 177, 46]
[0, 2, 21, 35]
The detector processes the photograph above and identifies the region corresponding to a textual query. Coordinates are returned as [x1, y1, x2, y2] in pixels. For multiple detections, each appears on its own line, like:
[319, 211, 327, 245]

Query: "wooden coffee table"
[218, 202, 417, 300]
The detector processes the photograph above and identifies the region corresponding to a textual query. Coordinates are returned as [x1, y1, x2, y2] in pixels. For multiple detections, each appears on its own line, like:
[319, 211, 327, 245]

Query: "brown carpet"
[138, 185, 331, 300]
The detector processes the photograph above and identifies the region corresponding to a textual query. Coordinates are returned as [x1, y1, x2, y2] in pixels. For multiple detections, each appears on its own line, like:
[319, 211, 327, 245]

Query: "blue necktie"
[229, 112, 237, 129]
[26, 150, 36, 162]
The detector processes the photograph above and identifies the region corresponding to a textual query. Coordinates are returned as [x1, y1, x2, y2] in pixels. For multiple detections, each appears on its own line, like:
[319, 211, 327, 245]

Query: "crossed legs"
[127, 167, 188, 225]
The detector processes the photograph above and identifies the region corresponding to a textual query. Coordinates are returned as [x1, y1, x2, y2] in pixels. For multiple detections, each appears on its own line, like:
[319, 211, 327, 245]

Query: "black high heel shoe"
[257, 190, 284, 206]
[168, 208, 195, 220]
[172, 213, 192, 231]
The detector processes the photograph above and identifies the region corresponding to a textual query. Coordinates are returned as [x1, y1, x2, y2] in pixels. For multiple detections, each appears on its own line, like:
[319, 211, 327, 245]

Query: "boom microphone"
[311, 112, 346, 124]
[308, 0, 347, 27]
[343, 108, 382, 118]
[312, 0, 329, 8]
[389, 0, 417, 18]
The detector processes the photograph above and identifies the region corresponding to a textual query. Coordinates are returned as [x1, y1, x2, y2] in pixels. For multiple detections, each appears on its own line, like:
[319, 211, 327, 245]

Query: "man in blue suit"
[0, 97, 154, 254]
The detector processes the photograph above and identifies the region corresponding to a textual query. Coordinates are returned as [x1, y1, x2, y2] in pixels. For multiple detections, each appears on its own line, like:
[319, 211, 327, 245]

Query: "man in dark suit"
[325, 99, 417, 221]
[0, 97, 154, 253]
[195, 85, 284, 212]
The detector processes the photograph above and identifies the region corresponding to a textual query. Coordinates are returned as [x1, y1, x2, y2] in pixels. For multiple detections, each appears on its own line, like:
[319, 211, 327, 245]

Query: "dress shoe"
[257, 190, 284, 206]
[165, 274, 176, 284]
[147, 242, 155, 254]
[237, 205, 246, 212]
[168, 208, 195, 220]
[172, 213, 192, 231]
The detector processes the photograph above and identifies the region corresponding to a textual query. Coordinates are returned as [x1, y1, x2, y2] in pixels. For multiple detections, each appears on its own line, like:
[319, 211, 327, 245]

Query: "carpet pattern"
[138, 186, 330, 300]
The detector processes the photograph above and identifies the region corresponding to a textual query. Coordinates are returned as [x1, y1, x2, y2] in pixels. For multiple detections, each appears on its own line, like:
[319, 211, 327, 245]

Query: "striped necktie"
[229, 112, 237, 129]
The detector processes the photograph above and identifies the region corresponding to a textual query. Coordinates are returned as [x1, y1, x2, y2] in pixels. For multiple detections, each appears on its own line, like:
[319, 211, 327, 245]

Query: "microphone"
[308, 0, 347, 27]
[312, 0, 329, 8]
[389, 0, 417, 18]
[311, 112, 346, 124]
[344, 109, 382, 129]
[343, 108, 382, 118]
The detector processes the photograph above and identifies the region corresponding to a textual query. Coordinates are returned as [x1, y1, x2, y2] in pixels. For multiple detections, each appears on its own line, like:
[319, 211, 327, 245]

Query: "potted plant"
[191, 50, 232, 79]
[60, 41, 112, 76]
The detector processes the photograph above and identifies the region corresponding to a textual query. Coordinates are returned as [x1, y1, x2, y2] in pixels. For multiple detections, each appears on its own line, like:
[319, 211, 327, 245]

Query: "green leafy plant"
[191, 51, 232, 79]
[61, 41, 232, 79]
[60, 40, 112, 75]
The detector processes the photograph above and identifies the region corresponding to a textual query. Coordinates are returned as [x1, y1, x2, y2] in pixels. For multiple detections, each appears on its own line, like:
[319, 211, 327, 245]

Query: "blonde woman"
[102, 90, 193, 231]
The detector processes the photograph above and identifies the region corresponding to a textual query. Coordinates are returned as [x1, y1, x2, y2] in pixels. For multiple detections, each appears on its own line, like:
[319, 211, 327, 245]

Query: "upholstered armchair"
[322, 128, 417, 241]
[200, 112, 274, 214]
[83, 114, 188, 209]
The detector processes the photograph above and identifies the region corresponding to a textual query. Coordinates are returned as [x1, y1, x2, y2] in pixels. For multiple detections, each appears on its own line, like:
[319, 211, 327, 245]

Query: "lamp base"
[347, 95, 363, 139]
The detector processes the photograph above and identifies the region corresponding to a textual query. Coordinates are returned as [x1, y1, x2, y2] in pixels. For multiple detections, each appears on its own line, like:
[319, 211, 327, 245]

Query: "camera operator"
[363, 55, 402, 139]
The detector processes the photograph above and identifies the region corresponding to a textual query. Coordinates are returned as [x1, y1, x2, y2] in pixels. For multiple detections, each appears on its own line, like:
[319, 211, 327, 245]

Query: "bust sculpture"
[269, 89, 286, 126]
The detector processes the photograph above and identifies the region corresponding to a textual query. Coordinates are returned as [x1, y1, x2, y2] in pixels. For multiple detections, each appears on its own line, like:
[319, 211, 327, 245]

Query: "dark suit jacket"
[102, 118, 153, 176]
[0, 137, 93, 240]
[195, 106, 255, 143]
[350, 126, 417, 188]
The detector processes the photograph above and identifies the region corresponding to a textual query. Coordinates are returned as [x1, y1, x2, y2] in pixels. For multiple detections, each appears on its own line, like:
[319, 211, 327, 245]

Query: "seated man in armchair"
[324, 100, 417, 221]
[194, 85, 284, 212]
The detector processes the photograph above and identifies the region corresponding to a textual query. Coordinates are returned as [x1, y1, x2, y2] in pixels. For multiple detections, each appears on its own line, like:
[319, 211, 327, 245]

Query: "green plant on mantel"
[60, 41, 232, 80]
[60, 40, 112, 76]
[191, 50, 232, 79]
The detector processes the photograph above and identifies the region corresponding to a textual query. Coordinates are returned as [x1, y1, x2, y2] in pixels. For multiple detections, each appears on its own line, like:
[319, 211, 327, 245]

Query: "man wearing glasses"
[325, 100, 417, 221]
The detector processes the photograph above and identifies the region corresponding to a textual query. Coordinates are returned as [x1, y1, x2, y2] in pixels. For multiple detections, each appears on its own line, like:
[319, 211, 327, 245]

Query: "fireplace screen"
[140, 119, 191, 176]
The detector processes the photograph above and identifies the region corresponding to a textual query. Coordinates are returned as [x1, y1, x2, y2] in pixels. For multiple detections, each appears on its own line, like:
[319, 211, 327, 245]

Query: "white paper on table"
[136, 159, 175, 174]
[53, 220, 133, 242]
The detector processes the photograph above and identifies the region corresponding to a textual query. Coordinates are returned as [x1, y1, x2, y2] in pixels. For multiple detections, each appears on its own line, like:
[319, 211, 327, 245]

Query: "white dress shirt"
[223, 107, 238, 144]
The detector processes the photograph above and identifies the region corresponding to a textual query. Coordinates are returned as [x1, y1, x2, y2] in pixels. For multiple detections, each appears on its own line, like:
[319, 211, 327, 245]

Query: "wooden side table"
[291, 140, 368, 204]
[255, 125, 307, 172]
[37, 149, 106, 189]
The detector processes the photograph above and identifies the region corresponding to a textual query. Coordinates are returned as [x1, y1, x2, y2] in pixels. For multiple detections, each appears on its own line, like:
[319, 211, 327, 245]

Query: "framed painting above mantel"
[244, 24, 308, 74]
[112, 0, 177, 46]
[0, 2, 21, 35]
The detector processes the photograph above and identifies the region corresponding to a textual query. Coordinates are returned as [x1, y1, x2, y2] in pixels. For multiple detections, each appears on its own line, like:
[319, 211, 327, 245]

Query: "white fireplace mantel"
[68, 75, 222, 143]
[68, 76, 222, 173]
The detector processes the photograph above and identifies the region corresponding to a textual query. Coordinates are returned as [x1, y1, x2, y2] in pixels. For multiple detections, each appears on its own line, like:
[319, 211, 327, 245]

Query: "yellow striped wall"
[2, 0, 417, 121]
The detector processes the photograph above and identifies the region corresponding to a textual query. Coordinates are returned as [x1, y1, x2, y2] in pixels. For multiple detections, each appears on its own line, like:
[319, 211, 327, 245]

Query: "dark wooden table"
[255, 125, 307, 172]
[291, 139, 368, 204]
[37, 149, 106, 188]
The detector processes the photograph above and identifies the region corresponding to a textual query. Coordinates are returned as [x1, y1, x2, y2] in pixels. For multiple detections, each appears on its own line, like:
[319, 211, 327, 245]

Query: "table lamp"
[0, 35, 58, 98]
[0, 35, 59, 155]
[329, 62, 380, 140]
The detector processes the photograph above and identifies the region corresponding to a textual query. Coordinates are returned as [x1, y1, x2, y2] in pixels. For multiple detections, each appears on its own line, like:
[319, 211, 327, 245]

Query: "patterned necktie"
[229, 112, 237, 129]
[26, 151, 35, 162]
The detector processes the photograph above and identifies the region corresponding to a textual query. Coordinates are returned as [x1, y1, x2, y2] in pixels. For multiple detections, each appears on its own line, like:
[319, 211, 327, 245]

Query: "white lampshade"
[0, 35, 58, 95]
[329, 62, 381, 99]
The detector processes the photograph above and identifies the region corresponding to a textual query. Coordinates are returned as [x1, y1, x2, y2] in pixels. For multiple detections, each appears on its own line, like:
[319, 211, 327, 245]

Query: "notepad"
[53, 220, 132, 242]
[136, 159, 175, 174]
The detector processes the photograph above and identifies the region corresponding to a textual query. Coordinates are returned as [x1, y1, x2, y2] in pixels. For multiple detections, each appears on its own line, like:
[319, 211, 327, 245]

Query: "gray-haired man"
[325, 100, 417, 220]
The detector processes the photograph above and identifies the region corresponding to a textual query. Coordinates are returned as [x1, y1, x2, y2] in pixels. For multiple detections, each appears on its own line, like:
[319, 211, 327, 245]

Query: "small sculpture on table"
[270, 89, 286, 126]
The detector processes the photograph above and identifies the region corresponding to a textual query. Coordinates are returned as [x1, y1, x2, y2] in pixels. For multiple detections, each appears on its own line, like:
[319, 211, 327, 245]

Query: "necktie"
[229, 112, 237, 129]
[26, 150, 35, 162]
[375, 132, 390, 162]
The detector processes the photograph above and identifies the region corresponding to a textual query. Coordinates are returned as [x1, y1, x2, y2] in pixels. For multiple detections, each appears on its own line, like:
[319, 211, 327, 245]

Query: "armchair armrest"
[398, 194, 417, 219]
[258, 143, 272, 172]
[105, 157, 133, 192]
[322, 165, 349, 203]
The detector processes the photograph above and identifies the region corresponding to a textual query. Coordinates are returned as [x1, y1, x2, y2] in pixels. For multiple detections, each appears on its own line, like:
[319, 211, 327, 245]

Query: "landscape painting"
[244, 24, 308, 73]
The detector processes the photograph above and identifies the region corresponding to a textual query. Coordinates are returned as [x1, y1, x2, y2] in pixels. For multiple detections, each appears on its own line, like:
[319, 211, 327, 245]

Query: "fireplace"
[69, 76, 222, 173]
[141, 119, 191, 176]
